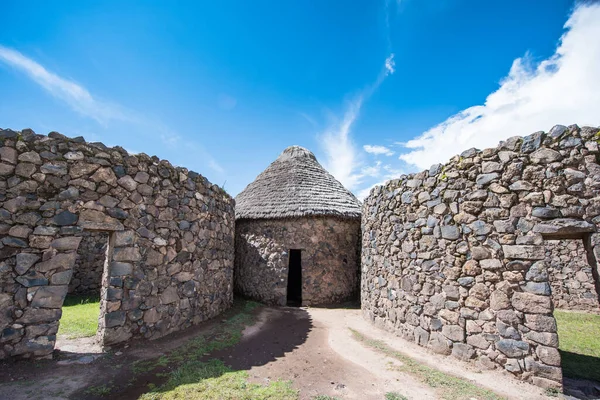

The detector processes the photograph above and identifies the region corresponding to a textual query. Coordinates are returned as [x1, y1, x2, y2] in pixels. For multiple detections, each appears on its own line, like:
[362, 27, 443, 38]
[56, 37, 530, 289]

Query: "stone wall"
[69, 231, 108, 294]
[235, 216, 360, 306]
[361, 124, 600, 390]
[546, 239, 600, 312]
[0, 128, 235, 359]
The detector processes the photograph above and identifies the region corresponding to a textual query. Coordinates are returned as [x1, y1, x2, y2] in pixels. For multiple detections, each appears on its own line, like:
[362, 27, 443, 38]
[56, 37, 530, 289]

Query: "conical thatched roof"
[235, 146, 361, 220]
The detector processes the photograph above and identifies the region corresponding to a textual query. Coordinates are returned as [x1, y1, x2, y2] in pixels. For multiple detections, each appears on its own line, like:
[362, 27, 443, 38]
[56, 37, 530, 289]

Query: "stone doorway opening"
[287, 249, 302, 306]
[541, 233, 600, 397]
[55, 231, 112, 358]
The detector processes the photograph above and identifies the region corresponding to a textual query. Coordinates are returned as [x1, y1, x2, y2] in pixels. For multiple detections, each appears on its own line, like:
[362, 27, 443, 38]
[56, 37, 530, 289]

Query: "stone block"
[31, 286, 68, 308]
[36, 253, 77, 273]
[502, 245, 545, 260]
[441, 325, 464, 342]
[495, 339, 530, 358]
[512, 292, 552, 314]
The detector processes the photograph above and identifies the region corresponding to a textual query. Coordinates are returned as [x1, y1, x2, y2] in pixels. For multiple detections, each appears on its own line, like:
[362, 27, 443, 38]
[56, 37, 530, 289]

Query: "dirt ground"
[0, 305, 581, 400]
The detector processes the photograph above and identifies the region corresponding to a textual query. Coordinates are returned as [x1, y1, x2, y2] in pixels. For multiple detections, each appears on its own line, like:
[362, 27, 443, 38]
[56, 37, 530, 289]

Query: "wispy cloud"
[364, 144, 395, 156]
[399, 2, 600, 170]
[0, 45, 128, 124]
[320, 53, 395, 190]
[385, 53, 395, 75]
[0, 44, 226, 175]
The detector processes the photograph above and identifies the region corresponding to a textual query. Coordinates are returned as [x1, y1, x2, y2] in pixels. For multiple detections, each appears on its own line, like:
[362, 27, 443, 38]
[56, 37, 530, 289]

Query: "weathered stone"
[35, 253, 77, 273]
[428, 332, 452, 355]
[440, 225, 460, 240]
[31, 286, 68, 308]
[441, 325, 464, 342]
[535, 346, 561, 366]
[495, 339, 530, 358]
[533, 218, 595, 236]
[530, 148, 561, 164]
[51, 237, 82, 251]
[502, 245, 545, 260]
[452, 343, 475, 361]
[53, 211, 78, 226]
[15, 253, 40, 275]
[511, 292, 552, 314]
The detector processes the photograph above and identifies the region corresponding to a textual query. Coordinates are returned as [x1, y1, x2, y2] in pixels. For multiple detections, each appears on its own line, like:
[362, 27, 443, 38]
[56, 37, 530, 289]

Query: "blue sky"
[1, 0, 599, 198]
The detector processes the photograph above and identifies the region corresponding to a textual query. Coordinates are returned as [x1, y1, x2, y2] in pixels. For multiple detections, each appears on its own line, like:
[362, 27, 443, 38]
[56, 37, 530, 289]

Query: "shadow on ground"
[562, 351, 600, 399]
[211, 306, 312, 370]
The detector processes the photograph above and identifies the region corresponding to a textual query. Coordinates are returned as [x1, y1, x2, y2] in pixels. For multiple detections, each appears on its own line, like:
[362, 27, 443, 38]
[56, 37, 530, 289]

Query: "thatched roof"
[235, 146, 361, 220]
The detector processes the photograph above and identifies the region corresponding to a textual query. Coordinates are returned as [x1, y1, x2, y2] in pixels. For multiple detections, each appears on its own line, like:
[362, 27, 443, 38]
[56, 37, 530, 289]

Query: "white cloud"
[363, 144, 395, 156]
[321, 95, 365, 190]
[0, 45, 128, 124]
[385, 53, 395, 75]
[320, 53, 397, 190]
[399, 3, 600, 170]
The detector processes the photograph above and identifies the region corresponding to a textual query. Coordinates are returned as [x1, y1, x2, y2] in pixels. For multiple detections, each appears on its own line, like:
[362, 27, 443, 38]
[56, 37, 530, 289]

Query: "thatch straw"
[235, 146, 361, 220]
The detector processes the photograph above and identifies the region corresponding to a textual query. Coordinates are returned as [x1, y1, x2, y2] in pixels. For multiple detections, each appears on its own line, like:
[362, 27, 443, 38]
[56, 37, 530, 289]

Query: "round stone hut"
[234, 146, 361, 306]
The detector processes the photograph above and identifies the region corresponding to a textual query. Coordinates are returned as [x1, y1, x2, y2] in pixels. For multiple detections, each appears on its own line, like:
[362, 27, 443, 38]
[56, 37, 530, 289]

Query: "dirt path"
[0, 305, 556, 399]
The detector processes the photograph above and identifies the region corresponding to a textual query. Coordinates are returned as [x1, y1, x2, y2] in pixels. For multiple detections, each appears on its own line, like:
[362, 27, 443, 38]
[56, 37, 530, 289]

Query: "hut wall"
[0, 129, 235, 359]
[235, 216, 360, 306]
[361, 125, 600, 391]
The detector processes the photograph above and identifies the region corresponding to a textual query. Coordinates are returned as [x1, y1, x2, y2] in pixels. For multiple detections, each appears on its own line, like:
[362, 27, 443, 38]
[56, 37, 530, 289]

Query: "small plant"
[544, 387, 560, 397]
[385, 392, 408, 400]
[85, 384, 113, 396]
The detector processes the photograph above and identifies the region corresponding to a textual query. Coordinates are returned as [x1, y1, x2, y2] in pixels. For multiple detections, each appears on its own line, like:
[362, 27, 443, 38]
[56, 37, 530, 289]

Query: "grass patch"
[139, 359, 296, 400]
[349, 329, 504, 400]
[135, 300, 297, 399]
[57, 293, 100, 339]
[385, 393, 408, 400]
[555, 309, 600, 382]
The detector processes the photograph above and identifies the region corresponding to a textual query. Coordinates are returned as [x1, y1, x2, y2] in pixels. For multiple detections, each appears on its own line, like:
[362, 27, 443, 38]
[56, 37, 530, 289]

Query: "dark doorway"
[287, 249, 302, 306]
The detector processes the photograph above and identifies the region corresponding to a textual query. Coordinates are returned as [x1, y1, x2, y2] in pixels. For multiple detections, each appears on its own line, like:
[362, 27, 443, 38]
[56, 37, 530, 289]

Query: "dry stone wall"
[0, 128, 235, 359]
[546, 239, 600, 312]
[361, 125, 600, 390]
[69, 231, 108, 294]
[235, 216, 360, 306]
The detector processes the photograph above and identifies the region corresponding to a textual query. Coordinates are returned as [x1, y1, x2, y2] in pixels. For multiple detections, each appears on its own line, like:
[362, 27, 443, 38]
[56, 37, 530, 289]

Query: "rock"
[441, 225, 460, 240]
[428, 332, 452, 355]
[502, 245, 545, 260]
[117, 175, 138, 191]
[441, 325, 464, 342]
[522, 282, 551, 295]
[511, 292, 552, 314]
[53, 211, 78, 226]
[452, 343, 475, 361]
[480, 259, 503, 270]
[110, 262, 133, 276]
[160, 286, 179, 304]
[530, 148, 561, 164]
[531, 207, 561, 219]
[31, 286, 68, 308]
[490, 290, 511, 311]
[532, 218, 595, 235]
[51, 237, 82, 251]
[525, 331, 559, 347]
[15, 253, 40, 275]
[35, 253, 77, 273]
[535, 346, 561, 366]
[548, 124, 567, 139]
[476, 173, 500, 187]
[495, 339, 530, 358]
[525, 261, 548, 282]
[521, 131, 543, 153]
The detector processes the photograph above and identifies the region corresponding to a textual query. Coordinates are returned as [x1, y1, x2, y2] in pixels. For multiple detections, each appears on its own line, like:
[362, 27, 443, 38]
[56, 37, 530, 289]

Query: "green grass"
[385, 393, 408, 400]
[57, 293, 100, 339]
[350, 329, 504, 400]
[555, 309, 600, 382]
